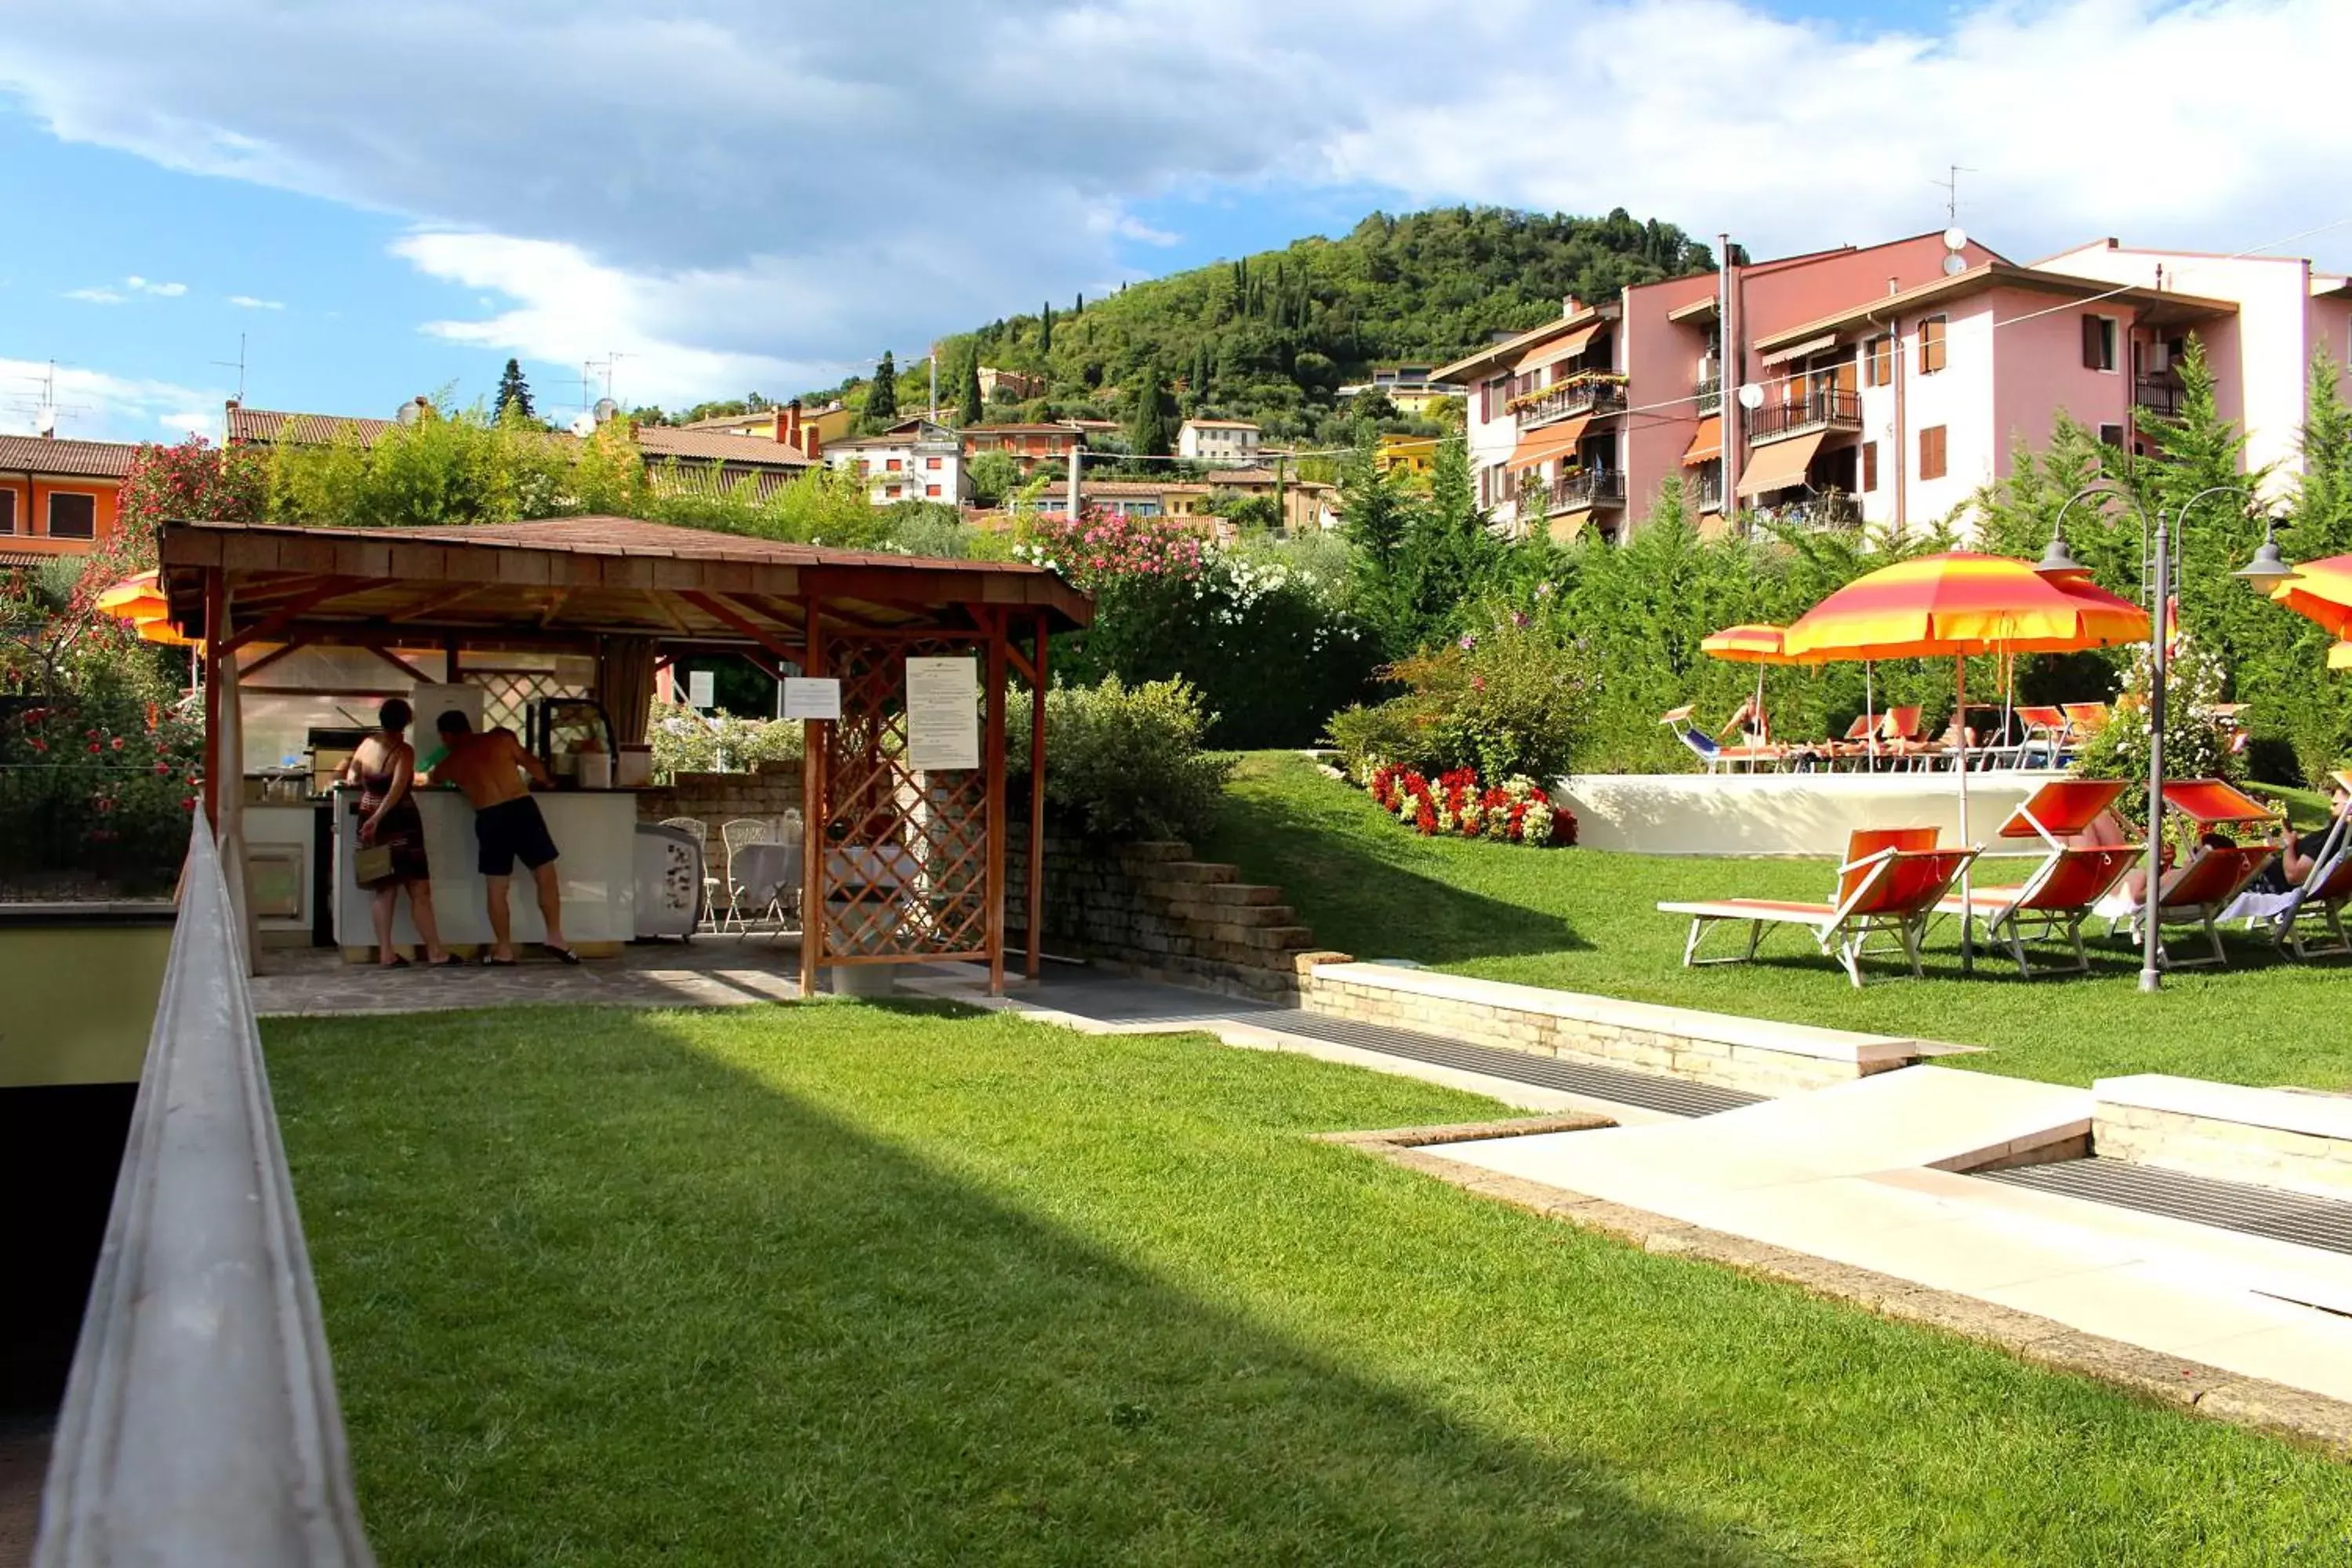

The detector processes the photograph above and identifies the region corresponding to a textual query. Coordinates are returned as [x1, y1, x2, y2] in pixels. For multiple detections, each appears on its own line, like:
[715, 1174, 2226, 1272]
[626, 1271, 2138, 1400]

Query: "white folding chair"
[719, 817, 776, 934]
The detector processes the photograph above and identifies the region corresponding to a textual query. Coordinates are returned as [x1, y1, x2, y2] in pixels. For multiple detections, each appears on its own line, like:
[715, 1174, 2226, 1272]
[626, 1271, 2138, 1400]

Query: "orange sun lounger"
[2126, 779, 2281, 967]
[1659, 829, 1978, 988]
[1937, 779, 2137, 976]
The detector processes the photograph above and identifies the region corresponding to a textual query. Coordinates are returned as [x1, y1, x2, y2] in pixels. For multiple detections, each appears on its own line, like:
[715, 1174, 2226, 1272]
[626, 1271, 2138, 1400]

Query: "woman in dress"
[345, 698, 455, 967]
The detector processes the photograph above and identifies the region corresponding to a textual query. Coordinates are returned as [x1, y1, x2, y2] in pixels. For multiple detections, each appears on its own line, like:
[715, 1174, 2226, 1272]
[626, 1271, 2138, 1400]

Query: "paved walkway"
[252, 935, 801, 1016]
[1436, 1065, 2352, 1406]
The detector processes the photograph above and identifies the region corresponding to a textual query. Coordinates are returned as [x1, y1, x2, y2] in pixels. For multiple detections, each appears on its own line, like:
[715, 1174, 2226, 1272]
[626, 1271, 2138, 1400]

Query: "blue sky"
[1, 0, 2343, 441]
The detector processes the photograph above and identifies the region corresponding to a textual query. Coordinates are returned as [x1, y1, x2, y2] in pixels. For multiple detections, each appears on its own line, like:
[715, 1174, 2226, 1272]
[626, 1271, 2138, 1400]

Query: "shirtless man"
[430, 710, 578, 964]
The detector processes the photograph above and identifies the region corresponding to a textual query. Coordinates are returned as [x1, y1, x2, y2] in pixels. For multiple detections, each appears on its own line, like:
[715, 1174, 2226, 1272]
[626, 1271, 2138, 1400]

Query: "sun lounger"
[1659, 830, 1978, 988]
[2061, 702, 2111, 739]
[2139, 844, 2274, 967]
[1935, 778, 2136, 976]
[2010, 705, 2071, 768]
[1661, 707, 1783, 774]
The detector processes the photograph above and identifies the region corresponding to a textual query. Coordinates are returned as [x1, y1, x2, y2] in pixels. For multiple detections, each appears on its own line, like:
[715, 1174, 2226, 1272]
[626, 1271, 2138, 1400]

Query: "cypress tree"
[1040, 303, 1054, 356]
[494, 358, 535, 422]
[1127, 365, 1174, 458]
[959, 354, 985, 426]
[867, 352, 899, 423]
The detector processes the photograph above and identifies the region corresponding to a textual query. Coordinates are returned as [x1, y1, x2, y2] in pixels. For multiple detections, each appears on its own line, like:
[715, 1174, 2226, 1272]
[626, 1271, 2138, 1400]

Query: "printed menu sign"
[905, 657, 979, 770]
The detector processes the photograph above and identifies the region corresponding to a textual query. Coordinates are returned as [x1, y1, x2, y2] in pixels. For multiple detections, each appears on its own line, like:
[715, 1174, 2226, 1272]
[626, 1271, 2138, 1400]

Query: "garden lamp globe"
[2233, 525, 2297, 592]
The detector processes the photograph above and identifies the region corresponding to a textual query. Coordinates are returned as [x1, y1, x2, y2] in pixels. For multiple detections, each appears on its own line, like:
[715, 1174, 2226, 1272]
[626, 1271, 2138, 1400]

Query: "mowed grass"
[272, 1002, 2352, 1566]
[1201, 752, 2352, 1090]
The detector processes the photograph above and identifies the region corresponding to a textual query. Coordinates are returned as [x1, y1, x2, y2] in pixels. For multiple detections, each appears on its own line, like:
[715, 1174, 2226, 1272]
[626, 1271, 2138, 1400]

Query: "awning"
[1668, 296, 1719, 324]
[1515, 324, 1599, 376]
[1760, 332, 1838, 368]
[1734, 429, 1827, 497]
[1506, 415, 1591, 472]
[1697, 512, 1733, 541]
[1681, 415, 1722, 466]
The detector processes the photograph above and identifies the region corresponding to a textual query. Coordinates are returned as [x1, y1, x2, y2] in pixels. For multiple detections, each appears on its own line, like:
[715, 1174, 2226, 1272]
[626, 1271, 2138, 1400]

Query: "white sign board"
[905, 656, 980, 771]
[782, 677, 843, 722]
[687, 670, 715, 710]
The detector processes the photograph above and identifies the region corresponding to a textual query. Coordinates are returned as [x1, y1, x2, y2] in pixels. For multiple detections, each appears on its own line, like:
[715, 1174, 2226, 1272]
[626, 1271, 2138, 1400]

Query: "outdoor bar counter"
[328, 785, 637, 959]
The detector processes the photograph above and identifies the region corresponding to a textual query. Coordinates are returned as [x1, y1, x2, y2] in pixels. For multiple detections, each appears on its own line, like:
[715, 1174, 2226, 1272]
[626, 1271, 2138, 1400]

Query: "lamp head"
[2034, 529, 2085, 577]
[2233, 532, 2298, 593]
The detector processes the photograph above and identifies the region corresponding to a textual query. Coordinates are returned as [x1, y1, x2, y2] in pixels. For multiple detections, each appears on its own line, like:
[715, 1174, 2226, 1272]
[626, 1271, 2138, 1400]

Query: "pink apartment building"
[1438, 231, 2352, 543]
[1438, 233, 2002, 542]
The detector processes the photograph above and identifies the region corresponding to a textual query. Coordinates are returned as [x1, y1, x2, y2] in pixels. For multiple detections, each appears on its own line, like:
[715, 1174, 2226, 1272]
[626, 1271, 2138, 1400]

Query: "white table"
[728, 839, 804, 912]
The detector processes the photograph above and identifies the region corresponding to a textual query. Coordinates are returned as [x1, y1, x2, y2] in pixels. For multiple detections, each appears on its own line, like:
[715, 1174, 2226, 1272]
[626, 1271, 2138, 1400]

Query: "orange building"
[0, 435, 137, 564]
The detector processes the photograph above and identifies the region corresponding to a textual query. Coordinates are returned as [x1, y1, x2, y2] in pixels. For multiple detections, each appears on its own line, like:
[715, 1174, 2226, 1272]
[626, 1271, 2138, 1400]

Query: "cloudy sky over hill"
[2, 0, 2345, 437]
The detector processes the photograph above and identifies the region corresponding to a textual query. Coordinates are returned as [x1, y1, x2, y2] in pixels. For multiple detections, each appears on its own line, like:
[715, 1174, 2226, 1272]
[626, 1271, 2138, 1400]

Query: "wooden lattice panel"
[470, 668, 588, 734]
[815, 636, 993, 963]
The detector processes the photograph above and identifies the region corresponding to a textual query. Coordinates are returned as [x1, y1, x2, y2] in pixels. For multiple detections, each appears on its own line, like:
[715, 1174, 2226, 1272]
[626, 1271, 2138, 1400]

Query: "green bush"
[646, 702, 801, 782]
[1326, 618, 1594, 783]
[2071, 632, 2244, 832]
[1010, 677, 1233, 842]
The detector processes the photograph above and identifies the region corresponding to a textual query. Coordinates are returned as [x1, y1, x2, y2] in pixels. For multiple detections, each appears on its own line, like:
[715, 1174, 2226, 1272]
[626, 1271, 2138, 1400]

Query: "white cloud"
[123, 275, 185, 297]
[64, 286, 125, 304]
[0, 357, 222, 441]
[3, 0, 2348, 405]
[65, 274, 187, 304]
[227, 294, 284, 309]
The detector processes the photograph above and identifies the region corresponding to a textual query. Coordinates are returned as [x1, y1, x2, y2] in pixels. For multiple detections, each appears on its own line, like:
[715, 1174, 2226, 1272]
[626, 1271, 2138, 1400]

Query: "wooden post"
[984, 613, 1008, 996]
[797, 596, 826, 999]
[1025, 612, 1047, 981]
[201, 572, 227, 830]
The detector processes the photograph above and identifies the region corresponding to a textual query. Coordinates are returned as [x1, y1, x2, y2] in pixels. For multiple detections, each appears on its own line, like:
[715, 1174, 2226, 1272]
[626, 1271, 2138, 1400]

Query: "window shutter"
[1861, 441, 1879, 492]
[1918, 426, 1947, 481]
[2082, 314, 2102, 369]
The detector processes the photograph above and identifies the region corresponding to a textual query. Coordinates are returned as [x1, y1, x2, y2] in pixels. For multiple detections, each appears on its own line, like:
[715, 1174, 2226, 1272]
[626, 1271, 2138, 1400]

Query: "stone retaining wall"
[1007, 829, 1323, 1004]
[637, 761, 804, 832]
[1298, 961, 1921, 1098]
[2095, 1075, 2352, 1201]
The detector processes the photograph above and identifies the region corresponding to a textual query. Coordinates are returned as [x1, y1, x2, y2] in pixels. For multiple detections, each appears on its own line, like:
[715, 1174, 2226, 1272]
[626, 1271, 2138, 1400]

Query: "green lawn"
[272, 1002, 2352, 1566]
[1201, 753, 2352, 1090]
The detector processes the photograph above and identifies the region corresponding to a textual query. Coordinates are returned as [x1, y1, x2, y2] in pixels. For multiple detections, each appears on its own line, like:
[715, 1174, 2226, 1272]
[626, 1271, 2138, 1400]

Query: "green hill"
[797, 206, 1715, 447]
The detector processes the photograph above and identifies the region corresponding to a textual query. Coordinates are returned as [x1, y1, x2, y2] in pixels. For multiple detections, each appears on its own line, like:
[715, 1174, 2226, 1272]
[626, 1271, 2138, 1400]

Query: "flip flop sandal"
[430, 956, 466, 968]
[481, 955, 519, 967]
[383, 956, 412, 969]
[543, 945, 583, 966]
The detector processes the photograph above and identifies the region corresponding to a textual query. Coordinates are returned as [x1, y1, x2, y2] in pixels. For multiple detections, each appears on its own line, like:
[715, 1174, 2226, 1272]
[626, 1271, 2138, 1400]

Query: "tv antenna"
[583, 352, 630, 412]
[1929, 164, 1978, 228]
[212, 332, 249, 403]
[4, 361, 92, 436]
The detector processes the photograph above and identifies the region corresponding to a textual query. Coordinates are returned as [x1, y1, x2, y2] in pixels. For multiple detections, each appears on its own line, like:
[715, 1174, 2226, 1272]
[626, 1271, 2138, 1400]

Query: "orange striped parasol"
[1782, 552, 2149, 972]
[2270, 553, 2352, 638]
[1782, 552, 2149, 661]
[1700, 622, 1798, 664]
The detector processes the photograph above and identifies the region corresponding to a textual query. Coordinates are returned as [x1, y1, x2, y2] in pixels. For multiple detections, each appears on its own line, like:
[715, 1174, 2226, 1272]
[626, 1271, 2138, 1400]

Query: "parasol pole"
[1864, 661, 1876, 772]
[1956, 652, 1973, 973]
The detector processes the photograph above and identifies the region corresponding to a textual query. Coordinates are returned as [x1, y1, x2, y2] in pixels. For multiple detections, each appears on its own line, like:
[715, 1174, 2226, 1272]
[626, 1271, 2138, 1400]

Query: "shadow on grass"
[269, 1007, 1777, 1568]
[1200, 772, 1586, 965]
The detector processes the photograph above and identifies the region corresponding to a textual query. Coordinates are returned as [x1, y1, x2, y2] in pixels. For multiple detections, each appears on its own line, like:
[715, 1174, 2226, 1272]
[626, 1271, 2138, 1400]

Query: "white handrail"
[38, 811, 372, 1566]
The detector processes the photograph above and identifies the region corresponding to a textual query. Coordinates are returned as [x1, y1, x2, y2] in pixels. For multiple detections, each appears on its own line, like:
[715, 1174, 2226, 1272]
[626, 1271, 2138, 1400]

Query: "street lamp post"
[2035, 483, 2292, 993]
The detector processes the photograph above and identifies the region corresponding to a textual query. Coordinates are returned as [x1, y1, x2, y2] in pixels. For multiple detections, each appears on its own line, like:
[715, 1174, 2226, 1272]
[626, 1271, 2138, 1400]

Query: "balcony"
[1746, 389, 1861, 445]
[2135, 376, 2183, 417]
[1548, 469, 1626, 514]
[1512, 374, 1627, 430]
[1755, 492, 1864, 531]
[1694, 376, 1722, 415]
[1686, 474, 1726, 514]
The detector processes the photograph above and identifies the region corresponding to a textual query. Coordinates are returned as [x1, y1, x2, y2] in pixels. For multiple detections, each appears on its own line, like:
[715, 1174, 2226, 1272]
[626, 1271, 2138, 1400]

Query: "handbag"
[354, 841, 397, 885]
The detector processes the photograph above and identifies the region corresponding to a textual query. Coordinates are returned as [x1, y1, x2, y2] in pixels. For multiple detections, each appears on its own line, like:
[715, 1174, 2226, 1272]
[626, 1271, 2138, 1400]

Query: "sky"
[2, 0, 2347, 442]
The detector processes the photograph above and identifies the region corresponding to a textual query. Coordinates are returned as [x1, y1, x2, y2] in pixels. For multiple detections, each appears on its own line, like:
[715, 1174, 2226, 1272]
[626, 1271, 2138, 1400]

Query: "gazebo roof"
[158, 515, 1091, 648]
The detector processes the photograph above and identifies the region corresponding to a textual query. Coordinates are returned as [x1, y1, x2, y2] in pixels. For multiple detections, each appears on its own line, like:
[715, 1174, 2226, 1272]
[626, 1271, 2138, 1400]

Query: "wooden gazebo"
[158, 516, 1092, 993]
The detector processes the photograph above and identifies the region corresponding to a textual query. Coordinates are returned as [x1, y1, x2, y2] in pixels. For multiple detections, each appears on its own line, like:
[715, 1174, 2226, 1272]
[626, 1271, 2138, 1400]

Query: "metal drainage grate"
[1247, 1009, 1762, 1119]
[1979, 1157, 2352, 1258]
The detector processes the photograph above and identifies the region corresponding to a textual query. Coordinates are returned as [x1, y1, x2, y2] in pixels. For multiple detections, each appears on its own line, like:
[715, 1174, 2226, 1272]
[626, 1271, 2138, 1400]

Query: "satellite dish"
[34, 406, 56, 436]
[1942, 253, 1969, 277]
[1943, 227, 1968, 252]
[395, 401, 423, 427]
[1736, 383, 1766, 411]
[593, 397, 619, 423]
[569, 412, 599, 438]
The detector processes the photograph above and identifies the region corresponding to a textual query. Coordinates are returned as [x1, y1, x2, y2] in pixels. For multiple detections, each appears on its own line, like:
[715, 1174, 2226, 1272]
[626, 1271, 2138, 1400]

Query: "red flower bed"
[1360, 763, 1574, 847]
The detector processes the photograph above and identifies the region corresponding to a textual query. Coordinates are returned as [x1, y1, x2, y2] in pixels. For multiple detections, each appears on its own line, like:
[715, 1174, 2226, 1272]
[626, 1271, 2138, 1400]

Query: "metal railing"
[1513, 377, 1627, 429]
[2135, 377, 2183, 416]
[1548, 470, 1627, 513]
[37, 811, 372, 1566]
[1745, 389, 1862, 444]
[1694, 376, 1722, 414]
[1687, 475, 1726, 514]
